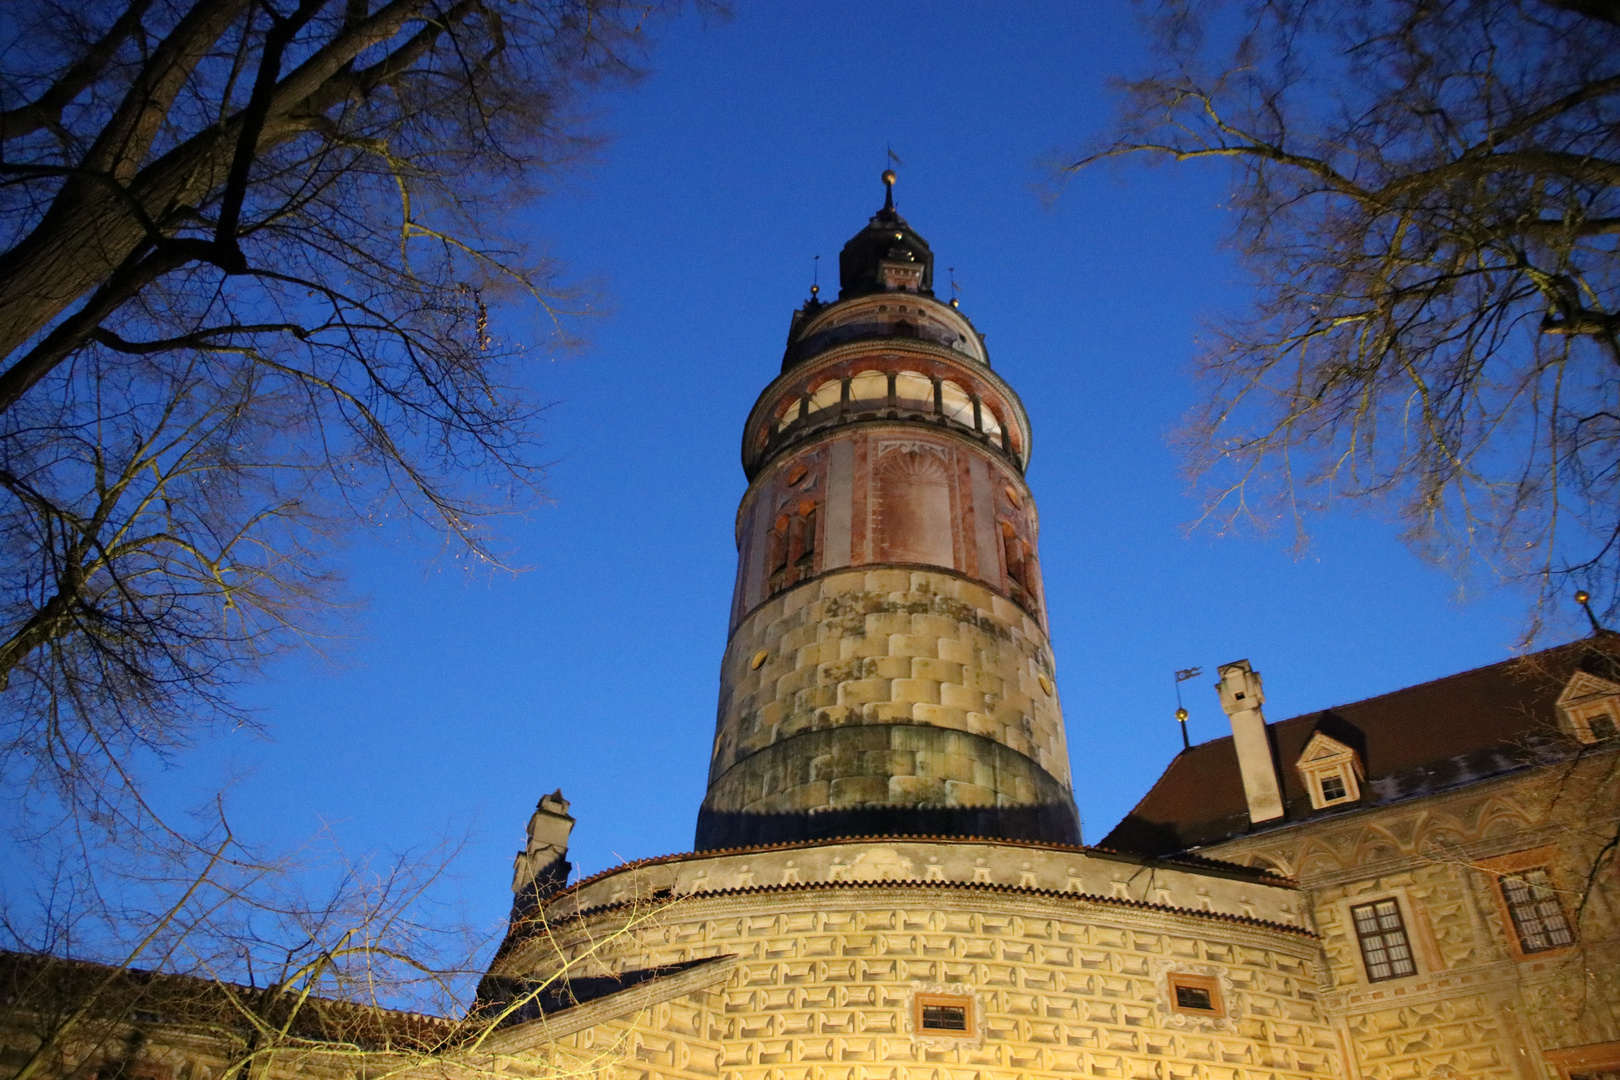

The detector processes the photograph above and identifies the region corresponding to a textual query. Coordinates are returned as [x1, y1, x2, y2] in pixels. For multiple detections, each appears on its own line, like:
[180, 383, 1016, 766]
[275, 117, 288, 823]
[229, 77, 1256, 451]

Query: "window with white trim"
[1296, 731, 1363, 810]
[1558, 671, 1620, 744]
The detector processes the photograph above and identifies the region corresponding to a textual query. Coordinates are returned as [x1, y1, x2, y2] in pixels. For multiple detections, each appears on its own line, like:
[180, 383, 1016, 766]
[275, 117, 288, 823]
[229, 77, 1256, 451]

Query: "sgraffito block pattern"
[706, 569, 1070, 821]
[531, 890, 1336, 1080]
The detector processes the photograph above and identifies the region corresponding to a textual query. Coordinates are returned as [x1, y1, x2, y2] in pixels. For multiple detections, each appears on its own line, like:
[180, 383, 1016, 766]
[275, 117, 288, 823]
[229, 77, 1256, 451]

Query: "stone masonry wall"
[704, 568, 1071, 827]
[515, 886, 1338, 1080]
[1204, 760, 1620, 1080]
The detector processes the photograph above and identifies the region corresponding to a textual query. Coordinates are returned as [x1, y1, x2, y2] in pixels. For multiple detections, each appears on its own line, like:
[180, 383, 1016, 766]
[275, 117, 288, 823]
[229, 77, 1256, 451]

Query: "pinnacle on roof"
[838, 170, 935, 299]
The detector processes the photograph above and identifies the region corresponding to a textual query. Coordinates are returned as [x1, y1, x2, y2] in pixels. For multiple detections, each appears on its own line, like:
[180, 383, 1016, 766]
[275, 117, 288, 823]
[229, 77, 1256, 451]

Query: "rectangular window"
[1548, 1040, 1620, 1080]
[915, 993, 974, 1036]
[921, 1004, 967, 1031]
[1590, 711, 1618, 741]
[1351, 899, 1417, 982]
[1319, 773, 1348, 801]
[1166, 972, 1223, 1016]
[1500, 868, 1574, 953]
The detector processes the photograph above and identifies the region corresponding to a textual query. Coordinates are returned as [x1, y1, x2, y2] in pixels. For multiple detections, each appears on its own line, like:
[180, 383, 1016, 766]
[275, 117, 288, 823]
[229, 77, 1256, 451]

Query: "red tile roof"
[1099, 635, 1620, 857]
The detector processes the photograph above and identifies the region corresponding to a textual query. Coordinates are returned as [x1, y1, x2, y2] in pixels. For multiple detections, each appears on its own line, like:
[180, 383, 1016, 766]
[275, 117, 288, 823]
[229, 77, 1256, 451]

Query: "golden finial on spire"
[1576, 589, 1605, 634]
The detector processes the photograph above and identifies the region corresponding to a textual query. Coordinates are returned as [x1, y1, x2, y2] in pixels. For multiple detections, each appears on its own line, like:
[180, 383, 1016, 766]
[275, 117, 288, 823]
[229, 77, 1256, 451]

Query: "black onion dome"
[837, 190, 935, 299]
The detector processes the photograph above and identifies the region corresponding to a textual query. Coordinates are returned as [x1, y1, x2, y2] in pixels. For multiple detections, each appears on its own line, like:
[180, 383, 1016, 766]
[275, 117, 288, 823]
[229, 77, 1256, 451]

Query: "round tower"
[696, 174, 1080, 850]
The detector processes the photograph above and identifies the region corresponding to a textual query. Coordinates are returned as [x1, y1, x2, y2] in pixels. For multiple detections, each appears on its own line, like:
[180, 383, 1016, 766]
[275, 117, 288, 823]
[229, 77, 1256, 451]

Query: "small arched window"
[980, 403, 1004, 442]
[805, 381, 842, 416]
[940, 380, 974, 425]
[774, 399, 800, 434]
[766, 514, 792, 596]
[796, 499, 817, 571]
[849, 370, 888, 402]
[1000, 520, 1036, 603]
[895, 371, 932, 409]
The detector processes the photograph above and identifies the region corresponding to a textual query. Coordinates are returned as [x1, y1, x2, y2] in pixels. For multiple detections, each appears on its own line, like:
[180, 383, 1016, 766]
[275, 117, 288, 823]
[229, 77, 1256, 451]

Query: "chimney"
[511, 789, 575, 911]
[1216, 661, 1284, 824]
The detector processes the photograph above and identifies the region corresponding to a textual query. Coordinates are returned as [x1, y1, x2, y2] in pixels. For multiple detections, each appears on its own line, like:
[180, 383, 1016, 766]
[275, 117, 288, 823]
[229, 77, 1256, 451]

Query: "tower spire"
[881, 167, 896, 211]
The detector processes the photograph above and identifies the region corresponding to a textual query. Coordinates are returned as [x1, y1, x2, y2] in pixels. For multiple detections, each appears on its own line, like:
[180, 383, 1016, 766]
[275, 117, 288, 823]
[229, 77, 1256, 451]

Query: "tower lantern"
[697, 175, 1080, 850]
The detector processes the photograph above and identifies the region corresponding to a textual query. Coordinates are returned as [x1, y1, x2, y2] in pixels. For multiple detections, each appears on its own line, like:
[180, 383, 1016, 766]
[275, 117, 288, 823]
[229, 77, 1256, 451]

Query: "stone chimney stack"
[1216, 661, 1284, 824]
[510, 790, 574, 914]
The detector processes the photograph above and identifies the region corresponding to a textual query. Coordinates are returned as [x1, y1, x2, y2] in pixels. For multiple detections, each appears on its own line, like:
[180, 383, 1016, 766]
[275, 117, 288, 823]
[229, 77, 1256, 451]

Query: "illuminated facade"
[485, 180, 1620, 1080]
[7, 179, 1614, 1080]
[483, 179, 1342, 1080]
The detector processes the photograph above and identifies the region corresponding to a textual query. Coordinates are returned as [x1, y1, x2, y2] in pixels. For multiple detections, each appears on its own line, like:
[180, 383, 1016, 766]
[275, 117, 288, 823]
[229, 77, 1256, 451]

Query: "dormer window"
[1557, 671, 1620, 744]
[1296, 731, 1364, 810]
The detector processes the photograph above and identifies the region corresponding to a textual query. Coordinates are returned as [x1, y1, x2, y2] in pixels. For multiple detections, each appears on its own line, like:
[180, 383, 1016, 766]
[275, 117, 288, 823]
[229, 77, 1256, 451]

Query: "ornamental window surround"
[1547, 1040, 1620, 1080]
[1499, 868, 1575, 953]
[1479, 846, 1577, 958]
[1557, 671, 1620, 744]
[1295, 731, 1364, 810]
[1166, 972, 1224, 1016]
[914, 993, 975, 1034]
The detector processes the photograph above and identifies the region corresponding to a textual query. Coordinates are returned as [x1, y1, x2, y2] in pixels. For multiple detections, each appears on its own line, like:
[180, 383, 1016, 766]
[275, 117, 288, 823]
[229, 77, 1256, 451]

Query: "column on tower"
[695, 185, 1080, 851]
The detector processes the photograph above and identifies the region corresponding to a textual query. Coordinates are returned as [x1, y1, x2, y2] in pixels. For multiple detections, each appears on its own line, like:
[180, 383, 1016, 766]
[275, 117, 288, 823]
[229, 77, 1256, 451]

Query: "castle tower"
[486, 181, 1321, 1079]
[696, 174, 1081, 850]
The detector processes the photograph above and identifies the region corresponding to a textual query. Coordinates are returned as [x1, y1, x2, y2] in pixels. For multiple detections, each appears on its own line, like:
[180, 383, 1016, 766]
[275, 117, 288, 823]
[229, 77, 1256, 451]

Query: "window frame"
[1295, 732, 1364, 810]
[1166, 972, 1224, 1017]
[1546, 1041, 1620, 1080]
[914, 992, 975, 1037]
[1349, 897, 1419, 983]
[1478, 846, 1577, 960]
[1557, 672, 1620, 744]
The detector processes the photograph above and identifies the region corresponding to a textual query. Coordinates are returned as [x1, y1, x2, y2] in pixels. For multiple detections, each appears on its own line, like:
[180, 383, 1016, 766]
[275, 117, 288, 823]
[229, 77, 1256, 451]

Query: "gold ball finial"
[809, 284, 819, 296]
[1576, 590, 1591, 604]
[1175, 707, 1189, 722]
[882, 168, 896, 186]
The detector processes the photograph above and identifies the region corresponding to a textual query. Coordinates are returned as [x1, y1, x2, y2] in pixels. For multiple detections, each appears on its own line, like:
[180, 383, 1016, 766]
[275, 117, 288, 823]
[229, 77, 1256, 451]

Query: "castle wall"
[500, 874, 1337, 1080]
[1200, 755, 1620, 1080]
[701, 567, 1073, 849]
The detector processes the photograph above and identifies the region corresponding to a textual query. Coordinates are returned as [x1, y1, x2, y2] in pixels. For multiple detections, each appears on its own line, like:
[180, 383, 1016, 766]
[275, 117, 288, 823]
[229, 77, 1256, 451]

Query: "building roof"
[1099, 634, 1620, 857]
[837, 177, 934, 299]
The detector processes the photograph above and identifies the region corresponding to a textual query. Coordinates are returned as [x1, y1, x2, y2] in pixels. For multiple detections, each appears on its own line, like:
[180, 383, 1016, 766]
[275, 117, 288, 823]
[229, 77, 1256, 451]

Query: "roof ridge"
[1176, 634, 1598, 754]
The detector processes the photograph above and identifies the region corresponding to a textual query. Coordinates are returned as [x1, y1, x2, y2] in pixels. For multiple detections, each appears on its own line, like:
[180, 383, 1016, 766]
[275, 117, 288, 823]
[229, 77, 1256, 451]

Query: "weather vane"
[1173, 667, 1202, 750]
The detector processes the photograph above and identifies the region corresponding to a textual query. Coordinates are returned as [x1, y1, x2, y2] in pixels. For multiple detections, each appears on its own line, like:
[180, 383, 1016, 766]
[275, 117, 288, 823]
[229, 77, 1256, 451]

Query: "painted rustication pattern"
[706, 568, 1069, 821]
[545, 991, 725, 1080]
[530, 892, 1336, 1080]
[1204, 754, 1620, 1080]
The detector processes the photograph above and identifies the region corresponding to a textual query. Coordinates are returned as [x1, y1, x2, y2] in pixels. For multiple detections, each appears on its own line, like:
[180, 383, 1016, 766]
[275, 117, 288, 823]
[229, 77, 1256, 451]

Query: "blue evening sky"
[184, 2, 1554, 945]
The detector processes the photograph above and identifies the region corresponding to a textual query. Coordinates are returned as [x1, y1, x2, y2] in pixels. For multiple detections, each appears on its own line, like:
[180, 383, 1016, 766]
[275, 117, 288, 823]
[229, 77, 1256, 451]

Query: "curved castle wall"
[699, 566, 1074, 850]
[497, 842, 1334, 1080]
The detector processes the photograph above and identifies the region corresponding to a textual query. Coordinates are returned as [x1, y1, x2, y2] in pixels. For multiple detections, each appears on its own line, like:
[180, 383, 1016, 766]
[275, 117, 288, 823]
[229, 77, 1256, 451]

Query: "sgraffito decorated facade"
[5, 178, 1616, 1080]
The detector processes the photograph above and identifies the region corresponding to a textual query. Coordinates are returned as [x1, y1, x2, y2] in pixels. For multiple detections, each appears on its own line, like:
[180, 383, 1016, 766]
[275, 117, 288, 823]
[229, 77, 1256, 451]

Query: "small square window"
[1319, 773, 1348, 802]
[914, 993, 975, 1036]
[1166, 973, 1223, 1016]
